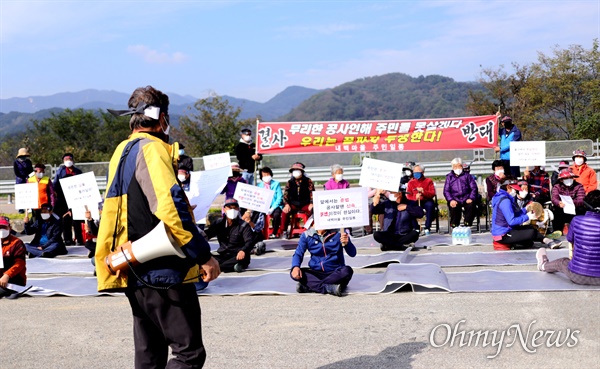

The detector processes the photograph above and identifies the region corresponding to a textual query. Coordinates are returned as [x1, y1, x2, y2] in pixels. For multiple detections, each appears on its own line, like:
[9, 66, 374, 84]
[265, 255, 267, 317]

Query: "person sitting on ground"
[371, 187, 424, 251]
[291, 228, 356, 297]
[27, 163, 56, 219]
[492, 178, 562, 250]
[221, 162, 247, 200]
[406, 164, 435, 236]
[523, 165, 550, 204]
[485, 160, 505, 203]
[241, 209, 266, 256]
[443, 157, 478, 228]
[570, 150, 597, 194]
[551, 161, 570, 186]
[0, 216, 27, 299]
[324, 164, 350, 190]
[203, 199, 253, 272]
[257, 167, 284, 239]
[23, 203, 67, 258]
[280, 162, 315, 239]
[551, 169, 586, 236]
[536, 190, 600, 285]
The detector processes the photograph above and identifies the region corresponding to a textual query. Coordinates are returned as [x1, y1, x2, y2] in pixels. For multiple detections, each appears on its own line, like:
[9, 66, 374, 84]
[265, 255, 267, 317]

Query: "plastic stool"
[262, 215, 273, 239]
[290, 213, 309, 238]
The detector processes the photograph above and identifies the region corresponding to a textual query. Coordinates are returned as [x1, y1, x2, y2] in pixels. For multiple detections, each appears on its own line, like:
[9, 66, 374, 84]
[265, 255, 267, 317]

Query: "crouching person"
[290, 229, 355, 296]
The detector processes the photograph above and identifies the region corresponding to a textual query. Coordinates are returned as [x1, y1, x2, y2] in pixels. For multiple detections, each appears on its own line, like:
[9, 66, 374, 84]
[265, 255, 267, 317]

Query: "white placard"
[14, 183, 40, 210]
[510, 141, 546, 166]
[313, 187, 369, 230]
[359, 158, 404, 192]
[203, 152, 233, 176]
[58, 172, 102, 209]
[559, 195, 576, 215]
[233, 182, 274, 213]
[186, 166, 231, 222]
[71, 203, 101, 221]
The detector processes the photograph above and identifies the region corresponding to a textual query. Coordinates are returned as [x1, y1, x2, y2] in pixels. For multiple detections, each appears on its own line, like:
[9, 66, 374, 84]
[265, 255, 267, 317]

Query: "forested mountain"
[281, 73, 483, 121]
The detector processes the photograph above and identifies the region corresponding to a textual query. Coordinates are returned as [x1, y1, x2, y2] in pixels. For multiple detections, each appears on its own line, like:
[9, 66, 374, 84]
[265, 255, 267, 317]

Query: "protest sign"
[14, 183, 39, 210]
[510, 141, 546, 166]
[58, 172, 103, 221]
[187, 166, 231, 222]
[203, 152, 233, 176]
[233, 182, 274, 213]
[358, 158, 404, 192]
[313, 187, 369, 230]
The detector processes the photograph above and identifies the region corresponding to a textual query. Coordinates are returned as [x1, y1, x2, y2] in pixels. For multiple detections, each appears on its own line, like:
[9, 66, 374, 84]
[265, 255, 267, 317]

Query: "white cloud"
[127, 45, 189, 64]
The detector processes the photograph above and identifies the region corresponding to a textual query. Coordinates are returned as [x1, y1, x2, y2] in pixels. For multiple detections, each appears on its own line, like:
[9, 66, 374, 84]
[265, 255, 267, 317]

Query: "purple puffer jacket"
[443, 171, 477, 203]
[568, 211, 600, 278]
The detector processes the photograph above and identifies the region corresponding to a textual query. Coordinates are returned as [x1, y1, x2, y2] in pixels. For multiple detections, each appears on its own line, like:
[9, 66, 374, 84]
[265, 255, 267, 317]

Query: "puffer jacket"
[491, 189, 529, 236]
[443, 171, 478, 203]
[567, 211, 600, 278]
[291, 229, 356, 273]
[95, 133, 212, 292]
[570, 163, 598, 194]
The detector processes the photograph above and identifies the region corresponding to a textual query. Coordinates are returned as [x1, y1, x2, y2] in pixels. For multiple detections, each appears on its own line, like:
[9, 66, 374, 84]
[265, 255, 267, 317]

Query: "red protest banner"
[256, 115, 497, 154]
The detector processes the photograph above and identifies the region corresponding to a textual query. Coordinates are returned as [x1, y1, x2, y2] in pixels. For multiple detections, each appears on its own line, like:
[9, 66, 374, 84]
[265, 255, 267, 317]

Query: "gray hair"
[451, 158, 462, 166]
[127, 86, 170, 131]
[331, 164, 343, 174]
[414, 163, 425, 172]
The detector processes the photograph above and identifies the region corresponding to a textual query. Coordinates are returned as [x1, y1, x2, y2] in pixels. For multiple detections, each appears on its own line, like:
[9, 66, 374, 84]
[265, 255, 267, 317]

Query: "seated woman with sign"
[551, 169, 586, 236]
[371, 185, 424, 251]
[491, 178, 562, 250]
[290, 229, 356, 297]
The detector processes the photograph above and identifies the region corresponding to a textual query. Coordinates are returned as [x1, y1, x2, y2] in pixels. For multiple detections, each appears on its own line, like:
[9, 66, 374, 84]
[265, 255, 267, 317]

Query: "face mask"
[177, 174, 187, 182]
[563, 179, 574, 187]
[574, 158, 584, 166]
[262, 176, 271, 183]
[41, 213, 51, 220]
[403, 170, 412, 177]
[504, 122, 514, 129]
[509, 190, 517, 197]
[179, 149, 185, 156]
[388, 194, 397, 201]
[292, 170, 302, 179]
[519, 190, 528, 198]
[495, 169, 504, 177]
[453, 169, 463, 176]
[413, 172, 423, 180]
[0, 229, 9, 239]
[64, 161, 74, 168]
[36, 172, 44, 179]
[225, 209, 239, 219]
[243, 135, 252, 143]
[335, 174, 343, 181]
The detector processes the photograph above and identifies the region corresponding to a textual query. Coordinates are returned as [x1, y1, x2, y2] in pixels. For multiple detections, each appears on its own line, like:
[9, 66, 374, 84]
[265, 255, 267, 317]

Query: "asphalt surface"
[1, 201, 599, 368]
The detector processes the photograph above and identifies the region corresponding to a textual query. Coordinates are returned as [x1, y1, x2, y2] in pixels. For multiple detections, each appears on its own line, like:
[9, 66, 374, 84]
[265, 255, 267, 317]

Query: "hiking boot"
[233, 263, 245, 273]
[547, 240, 563, 249]
[536, 248, 549, 271]
[324, 284, 342, 297]
[296, 283, 310, 293]
[254, 242, 266, 256]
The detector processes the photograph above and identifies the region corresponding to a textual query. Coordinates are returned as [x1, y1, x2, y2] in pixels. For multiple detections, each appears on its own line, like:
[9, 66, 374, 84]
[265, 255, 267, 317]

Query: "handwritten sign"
[510, 141, 546, 166]
[233, 182, 274, 213]
[186, 166, 231, 222]
[14, 183, 40, 210]
[359, 158, 404, 192]
[313, 187, 369, 230]
[71, 203, 101, 221]
[203, 152, 233, 176]
[59, 172, 102, 209]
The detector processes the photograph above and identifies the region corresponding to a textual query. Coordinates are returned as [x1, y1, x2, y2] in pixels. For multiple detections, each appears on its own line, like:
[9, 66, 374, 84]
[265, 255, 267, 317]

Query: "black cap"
[241, 129, 251, 134]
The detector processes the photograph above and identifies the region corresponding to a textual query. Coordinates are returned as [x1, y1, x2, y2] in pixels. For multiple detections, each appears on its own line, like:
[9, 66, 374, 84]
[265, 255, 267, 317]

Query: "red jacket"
[1, 234, 27, 286]
[406, 177, 435, 201]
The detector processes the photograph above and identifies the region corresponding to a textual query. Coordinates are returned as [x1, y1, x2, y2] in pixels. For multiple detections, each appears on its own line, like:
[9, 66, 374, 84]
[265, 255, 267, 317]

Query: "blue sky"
[1, 0, 599, 102]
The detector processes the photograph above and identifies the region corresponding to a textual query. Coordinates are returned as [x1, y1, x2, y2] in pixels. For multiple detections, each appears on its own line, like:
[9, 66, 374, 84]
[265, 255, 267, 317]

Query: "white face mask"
[64, 160, 74, 168]
[519, 190, 528, 198]
[335, 174, 343, 181]
[563, 179, 574, 187]
[495, 169, 504, 177]
[243, 135, 252, 143]
[574, 157, 584, 166]
[0, 229, 9, 239]
[509, 189, 517, 197]
[41, 213, 51, 220]
[453, 169, 463, 176]
[36, 172, 44, 179]
[262, 176, 272, 183]
[179, 149, 185, 156]
[177, 174, 187, 182]
[292, 170, 302, 179]
[225, 209, 239, 219]
[388, 193, 397, 201]
[403, 170, 412, 177]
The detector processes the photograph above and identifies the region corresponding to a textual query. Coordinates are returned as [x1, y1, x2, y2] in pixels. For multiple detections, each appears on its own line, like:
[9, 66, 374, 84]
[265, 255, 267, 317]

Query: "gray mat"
[248, 251, 408, 271]
[27, 258, 95, 274]
[415, 233, 494, 247]
[402, 249, 569, 267]
[63, 246, 90, 256]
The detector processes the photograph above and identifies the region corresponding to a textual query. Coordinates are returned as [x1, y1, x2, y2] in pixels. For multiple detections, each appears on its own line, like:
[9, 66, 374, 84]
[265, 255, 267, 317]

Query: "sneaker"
[562, 223, 569, 236]
[536, 248, 549, 271]
[324, 284, 342, 297]
[546, 231, 562, 240]
[423, 229, 430, 236]
[254, 242, 266, 256]
[269, 233, 279, 239]
[296, 282, 310, 293]
[233, 263, 245, 273]
[280, 231, 289, 240]
[547, 240, 563, 249]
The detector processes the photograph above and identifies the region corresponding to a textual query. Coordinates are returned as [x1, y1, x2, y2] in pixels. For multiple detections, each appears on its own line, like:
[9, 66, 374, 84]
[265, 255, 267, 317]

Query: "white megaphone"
[105, 221, 186, 275]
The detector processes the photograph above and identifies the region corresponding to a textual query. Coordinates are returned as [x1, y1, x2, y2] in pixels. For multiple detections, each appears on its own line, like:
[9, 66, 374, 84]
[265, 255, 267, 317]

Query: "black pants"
[501, 159, 520, 178]
[214, 251, 250, 272]
[292, 266, 354, 294]
[552, 206, 585, 233]
[126, 284, 206, 369]
[448, 201, 475, 228]
[373, 229, 420, 250]
[270, 207, 282, 236]
[498, 226, 544, 249]
[63, 212, 84, 245]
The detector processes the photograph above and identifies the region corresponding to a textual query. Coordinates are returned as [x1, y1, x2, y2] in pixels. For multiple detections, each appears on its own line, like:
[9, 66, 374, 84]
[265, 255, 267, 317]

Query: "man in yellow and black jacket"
[96, 86, 220, 369]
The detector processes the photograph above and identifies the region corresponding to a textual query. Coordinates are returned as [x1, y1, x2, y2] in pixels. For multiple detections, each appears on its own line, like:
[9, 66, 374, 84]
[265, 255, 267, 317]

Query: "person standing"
[53, 153, 83, 246]
[27, 163, 56, 218]
[235, 128, 262, 185]
[495, 114, 522, 177]
[99, 85, 220, 368]
[13, 148, 33, 185]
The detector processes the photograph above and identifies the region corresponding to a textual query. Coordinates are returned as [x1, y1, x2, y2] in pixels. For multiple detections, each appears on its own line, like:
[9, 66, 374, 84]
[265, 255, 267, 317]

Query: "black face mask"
[504, 122, 514, 130]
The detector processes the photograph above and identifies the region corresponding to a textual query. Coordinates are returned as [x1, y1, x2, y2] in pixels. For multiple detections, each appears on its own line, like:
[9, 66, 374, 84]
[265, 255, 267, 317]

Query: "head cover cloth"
[0, 216, 10, 227]
[107, 102, 161, 120]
